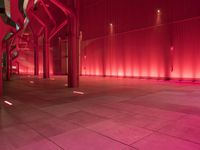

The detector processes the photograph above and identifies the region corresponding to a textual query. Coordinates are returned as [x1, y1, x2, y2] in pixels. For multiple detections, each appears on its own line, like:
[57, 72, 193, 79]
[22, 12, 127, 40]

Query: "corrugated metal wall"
[80, 0, 200, 80]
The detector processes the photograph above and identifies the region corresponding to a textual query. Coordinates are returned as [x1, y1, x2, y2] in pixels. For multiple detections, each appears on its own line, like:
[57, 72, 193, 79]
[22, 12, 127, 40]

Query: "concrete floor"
[1, 76, 200, 150]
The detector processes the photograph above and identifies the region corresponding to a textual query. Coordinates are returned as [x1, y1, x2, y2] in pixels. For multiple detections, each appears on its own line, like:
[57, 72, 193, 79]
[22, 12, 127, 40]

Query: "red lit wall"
[80, 0, 200, 80]
[171, 20, 200, 79]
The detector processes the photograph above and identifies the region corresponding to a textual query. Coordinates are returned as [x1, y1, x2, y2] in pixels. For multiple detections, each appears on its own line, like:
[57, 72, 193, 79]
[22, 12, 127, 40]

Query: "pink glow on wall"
[80, 0, 200, 81]
[170, 18, 200, 80]
[81, 25, 170, 79]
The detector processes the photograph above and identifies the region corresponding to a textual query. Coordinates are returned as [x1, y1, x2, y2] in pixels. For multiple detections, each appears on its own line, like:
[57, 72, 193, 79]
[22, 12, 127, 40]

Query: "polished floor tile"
[40, 103, 79, 117]
[26, 117, 80, 138]
[0, 124, 44, 150]
[87, 120, 152, 144]
[1, 76, 200, 149]
[133, 133, 200, 150]
[112, 113, 172, 130]
[61, 111, 108, 127]
[51, 127, 133, 150]
[159, 115, 200, 144]
[16, 139, 63, 150]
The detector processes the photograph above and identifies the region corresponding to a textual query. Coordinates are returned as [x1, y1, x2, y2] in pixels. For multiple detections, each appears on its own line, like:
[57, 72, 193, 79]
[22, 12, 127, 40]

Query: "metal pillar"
[68, 17, 79, 88]
[6, 41, 10, 81]
[10, 55, 12, 76]
[0, 49, 2, 96]
[49, 0, 80, 88]
[34, 37, 39, 76]
[43, 28, 50, 79]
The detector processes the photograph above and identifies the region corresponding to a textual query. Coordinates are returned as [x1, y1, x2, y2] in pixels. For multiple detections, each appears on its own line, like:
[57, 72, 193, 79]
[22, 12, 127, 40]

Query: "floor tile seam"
[73, 122, 140, 150]
[120, 102, 190, 118]
[26, 108, 110, 128]
[129, 132, 155, 146]
[1, 97, 188, 135]
[24, 109, 83, 125]
[130, 128, 200, 147]
[104, 106, 185, 120]
[129, 101, 200, 115]
[154, 114, 195, 132]
[83, 110, 177, 133]
[22, 122, 66, 150]
[127, 91, 162, 100]
[137, 114, 191, 132]
[74, 113, 200, 145]
[0, 111, 66, 150]
[1, 96, 83, 123]
[155, 129, 200, 146]
[0, 105, 71, 150]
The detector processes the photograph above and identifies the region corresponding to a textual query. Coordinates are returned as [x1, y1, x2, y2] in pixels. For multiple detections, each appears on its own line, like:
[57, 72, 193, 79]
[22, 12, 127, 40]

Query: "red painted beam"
[49, 20, 68, 40]
[28, 9, 46, 36]
[39, 1, 57, 35]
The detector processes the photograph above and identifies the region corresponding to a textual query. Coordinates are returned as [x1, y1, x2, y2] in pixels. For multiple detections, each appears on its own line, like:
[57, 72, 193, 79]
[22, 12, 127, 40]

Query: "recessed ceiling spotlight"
[157, 9, 161, 14]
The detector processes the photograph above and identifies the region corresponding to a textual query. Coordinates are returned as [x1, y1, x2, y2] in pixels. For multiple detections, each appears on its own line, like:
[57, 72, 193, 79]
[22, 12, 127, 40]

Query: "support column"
[6, 41, 10, 81]
[10, 52, 12, 76]
[0, 49, 2, 96]
[68, 17, 79, 88]
[79, 31, 82, 76]
[43, 28, 50, 79]
[34, 37, 39, 76]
